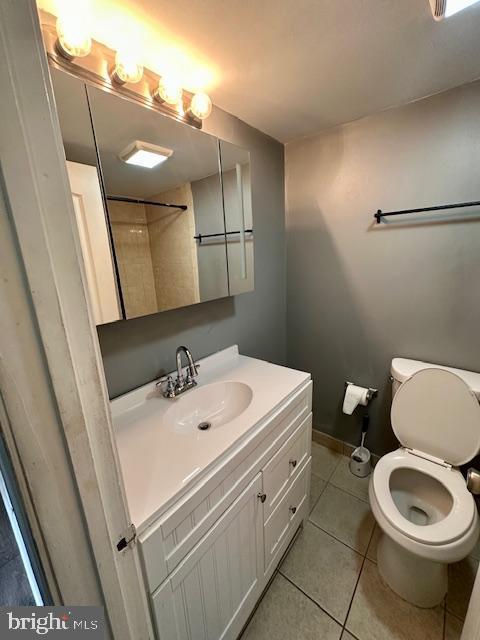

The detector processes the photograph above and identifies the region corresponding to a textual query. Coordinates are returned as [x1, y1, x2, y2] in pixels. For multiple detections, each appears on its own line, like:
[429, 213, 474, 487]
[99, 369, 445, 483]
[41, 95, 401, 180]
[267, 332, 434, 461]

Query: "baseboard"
[312, 428, 380, 465]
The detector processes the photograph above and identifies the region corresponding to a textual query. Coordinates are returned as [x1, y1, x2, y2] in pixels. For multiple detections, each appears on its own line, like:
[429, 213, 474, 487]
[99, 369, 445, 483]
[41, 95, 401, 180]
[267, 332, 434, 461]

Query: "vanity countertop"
[111, 346, 310, 532]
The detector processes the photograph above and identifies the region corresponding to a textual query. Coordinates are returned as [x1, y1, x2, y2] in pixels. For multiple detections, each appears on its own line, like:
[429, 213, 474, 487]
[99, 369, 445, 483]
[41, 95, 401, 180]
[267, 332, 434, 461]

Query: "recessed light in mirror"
[119, 141, 173, 168]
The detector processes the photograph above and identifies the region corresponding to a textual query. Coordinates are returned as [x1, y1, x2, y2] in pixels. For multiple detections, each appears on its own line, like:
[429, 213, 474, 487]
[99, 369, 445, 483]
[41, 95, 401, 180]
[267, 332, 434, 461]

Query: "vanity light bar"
[49, 11, 212, 122]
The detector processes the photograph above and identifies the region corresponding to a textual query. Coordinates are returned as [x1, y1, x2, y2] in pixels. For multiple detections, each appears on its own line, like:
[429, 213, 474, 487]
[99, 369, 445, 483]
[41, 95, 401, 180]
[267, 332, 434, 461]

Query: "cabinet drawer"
[264, 458, 310, 574]
[262, 413, 311, 520]
[139, 381, 312, 593]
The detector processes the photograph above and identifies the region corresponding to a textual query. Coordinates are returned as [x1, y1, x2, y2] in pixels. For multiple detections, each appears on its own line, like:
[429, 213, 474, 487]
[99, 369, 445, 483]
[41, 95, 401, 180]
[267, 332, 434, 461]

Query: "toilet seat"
[391, 368, 480, 466]
[372, 449, 475, 546]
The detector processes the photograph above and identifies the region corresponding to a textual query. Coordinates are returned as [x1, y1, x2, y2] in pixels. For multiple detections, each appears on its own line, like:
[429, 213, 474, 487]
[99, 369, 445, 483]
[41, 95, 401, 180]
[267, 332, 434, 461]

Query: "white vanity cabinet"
[137, 379, 313, 640]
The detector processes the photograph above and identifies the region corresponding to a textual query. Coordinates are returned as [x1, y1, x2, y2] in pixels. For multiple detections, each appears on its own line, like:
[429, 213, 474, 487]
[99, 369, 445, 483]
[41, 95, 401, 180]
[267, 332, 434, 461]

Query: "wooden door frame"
[0, 2, 151, 637]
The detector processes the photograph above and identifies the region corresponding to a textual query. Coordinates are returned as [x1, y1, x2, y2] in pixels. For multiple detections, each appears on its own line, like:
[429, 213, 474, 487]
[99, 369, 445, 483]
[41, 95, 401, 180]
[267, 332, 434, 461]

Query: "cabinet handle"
[289, 506, 297, 514]
[289, 459, 297, 468]
[257, 492, 267, 503]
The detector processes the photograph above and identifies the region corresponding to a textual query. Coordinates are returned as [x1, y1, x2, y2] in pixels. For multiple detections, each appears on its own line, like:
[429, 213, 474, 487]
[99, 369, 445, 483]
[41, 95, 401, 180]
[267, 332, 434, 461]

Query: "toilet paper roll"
[343, 384, 369, 415]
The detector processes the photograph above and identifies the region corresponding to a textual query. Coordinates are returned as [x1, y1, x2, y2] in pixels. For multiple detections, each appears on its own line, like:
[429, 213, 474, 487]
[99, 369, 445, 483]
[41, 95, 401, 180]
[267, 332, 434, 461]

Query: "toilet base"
[377, 532, 447, 608]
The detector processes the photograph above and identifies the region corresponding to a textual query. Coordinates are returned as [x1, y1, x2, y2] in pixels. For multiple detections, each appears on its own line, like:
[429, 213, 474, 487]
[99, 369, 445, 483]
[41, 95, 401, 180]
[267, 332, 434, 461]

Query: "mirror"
[88, 85, 230, 319]
[51, 68, 254, 324]
[219, 141, 254, 295]
[51, 69, 122, 325]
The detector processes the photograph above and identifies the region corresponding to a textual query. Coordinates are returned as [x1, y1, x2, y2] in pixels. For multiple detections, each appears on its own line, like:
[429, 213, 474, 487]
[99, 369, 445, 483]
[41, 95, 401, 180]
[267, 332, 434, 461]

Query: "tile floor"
[241, 442, 478, 640]
[0, 496, 34, 606]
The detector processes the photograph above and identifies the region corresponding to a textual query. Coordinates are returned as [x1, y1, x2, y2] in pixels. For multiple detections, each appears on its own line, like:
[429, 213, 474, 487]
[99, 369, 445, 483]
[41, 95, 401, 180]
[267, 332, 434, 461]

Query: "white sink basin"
[164, 381, 253, 435]
[112, 346, 312, 529]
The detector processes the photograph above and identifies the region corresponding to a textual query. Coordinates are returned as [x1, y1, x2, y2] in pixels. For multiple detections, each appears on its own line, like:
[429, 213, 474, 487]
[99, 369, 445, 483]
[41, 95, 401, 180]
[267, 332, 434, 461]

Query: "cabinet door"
[152, 473, 263, 640]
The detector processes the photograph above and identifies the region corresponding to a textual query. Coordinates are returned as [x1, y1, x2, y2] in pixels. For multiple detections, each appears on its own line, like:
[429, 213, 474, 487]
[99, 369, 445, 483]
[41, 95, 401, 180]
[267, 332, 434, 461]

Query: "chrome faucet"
[157, 346, 199, 398]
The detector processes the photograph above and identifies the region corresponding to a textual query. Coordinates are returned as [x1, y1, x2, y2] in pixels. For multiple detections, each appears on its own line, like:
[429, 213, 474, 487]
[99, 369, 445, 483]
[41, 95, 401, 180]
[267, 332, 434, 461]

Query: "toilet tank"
[391, 358, 480, 400]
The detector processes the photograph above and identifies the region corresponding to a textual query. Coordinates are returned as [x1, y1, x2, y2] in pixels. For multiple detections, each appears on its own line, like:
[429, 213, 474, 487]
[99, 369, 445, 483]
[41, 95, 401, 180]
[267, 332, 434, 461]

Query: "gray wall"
[286, 80, 480, 455]
[98, 107, 286, 398]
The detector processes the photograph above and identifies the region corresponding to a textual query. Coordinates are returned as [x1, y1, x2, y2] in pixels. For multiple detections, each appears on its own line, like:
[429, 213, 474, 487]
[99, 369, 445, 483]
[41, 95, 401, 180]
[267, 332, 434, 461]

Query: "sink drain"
[198, 421, 211, 431]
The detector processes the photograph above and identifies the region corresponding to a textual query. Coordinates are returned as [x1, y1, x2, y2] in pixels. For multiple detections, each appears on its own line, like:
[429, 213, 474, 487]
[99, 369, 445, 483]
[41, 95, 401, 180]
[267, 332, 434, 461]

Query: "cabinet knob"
[289, 506, 297, 514]
[289, 459, 297, 468]
[257, 492, 267, 503]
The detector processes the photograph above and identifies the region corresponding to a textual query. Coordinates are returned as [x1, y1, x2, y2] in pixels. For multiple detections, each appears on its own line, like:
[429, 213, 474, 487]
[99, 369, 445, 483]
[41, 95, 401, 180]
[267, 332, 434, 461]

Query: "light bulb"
[55, 15, 92, 60]
[154, 76, 183, 106]
[189, 93, 212, 120]
[112, 49, 144, 85]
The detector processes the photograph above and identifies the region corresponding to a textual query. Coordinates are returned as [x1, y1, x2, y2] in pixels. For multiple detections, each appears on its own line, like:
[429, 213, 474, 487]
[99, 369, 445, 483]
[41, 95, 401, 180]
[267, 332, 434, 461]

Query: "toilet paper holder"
[344, 381, 378, 402]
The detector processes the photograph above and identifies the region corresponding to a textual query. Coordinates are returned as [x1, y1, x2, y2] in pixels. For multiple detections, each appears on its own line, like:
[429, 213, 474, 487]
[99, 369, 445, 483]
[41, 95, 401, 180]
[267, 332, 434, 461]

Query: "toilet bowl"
[369, 359, 480, 608]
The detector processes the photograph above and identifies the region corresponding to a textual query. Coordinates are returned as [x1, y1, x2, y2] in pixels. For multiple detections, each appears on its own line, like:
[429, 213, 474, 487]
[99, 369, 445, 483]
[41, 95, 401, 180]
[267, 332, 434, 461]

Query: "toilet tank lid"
[391, 358, 480, 399]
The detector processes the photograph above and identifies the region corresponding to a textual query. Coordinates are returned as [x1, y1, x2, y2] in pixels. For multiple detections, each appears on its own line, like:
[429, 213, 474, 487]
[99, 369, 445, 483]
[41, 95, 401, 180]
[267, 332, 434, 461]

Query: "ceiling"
[40, 0, 480, 142]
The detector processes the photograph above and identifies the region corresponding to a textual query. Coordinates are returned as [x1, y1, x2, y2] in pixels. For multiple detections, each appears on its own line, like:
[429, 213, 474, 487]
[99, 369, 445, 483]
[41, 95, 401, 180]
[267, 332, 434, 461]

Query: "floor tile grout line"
[307, 516, 370, 559]
[238, 568, 279, 639]
[314, 452, 371, 504]
[309, 476, 329, 514]
[327, 456, 343, 481]
[442, 603, 447, 640]
[327, 478, 370, 505]
[340, 523, 377, 636]
[311, 445, 343, 483]
[278, 570, 346, 629]
[364, 524, 378, 563]
[240, 524, 305, 638]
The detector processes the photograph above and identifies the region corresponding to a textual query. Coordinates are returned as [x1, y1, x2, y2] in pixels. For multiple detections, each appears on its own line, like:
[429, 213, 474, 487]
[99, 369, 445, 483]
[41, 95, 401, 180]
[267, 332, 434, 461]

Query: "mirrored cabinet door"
[87, 86, 229, 319]
[51, 66, 255, 324]
[219, 141, 254, 295]
[51, 69, 122, 325]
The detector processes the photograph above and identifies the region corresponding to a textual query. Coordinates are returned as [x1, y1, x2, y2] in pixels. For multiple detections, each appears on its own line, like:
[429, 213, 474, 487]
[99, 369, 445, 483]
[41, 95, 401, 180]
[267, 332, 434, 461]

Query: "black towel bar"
[374, 200, 480, 224]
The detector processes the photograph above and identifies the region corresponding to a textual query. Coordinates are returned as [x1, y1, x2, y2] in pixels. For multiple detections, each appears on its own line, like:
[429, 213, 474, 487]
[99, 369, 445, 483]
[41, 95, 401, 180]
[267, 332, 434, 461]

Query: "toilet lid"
[391, 368, 480, 466]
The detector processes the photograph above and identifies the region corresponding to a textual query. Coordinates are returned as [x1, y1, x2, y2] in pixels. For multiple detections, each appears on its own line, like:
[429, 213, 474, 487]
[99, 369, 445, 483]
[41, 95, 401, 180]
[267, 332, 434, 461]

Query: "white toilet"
[369, 358, 480, 608]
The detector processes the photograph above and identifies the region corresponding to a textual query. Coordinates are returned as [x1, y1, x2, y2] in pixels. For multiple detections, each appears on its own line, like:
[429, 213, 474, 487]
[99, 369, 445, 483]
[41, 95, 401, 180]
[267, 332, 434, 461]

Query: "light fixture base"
[152, 90, 166, 105]
[186, 109, 202, 126]
[54, 38, 75, 61]
[110, 67, 127, 86]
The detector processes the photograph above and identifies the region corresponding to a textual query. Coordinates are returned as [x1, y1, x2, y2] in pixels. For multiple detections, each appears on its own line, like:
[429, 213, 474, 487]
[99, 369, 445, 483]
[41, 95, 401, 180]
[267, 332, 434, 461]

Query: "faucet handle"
[156, 375, 175, 398]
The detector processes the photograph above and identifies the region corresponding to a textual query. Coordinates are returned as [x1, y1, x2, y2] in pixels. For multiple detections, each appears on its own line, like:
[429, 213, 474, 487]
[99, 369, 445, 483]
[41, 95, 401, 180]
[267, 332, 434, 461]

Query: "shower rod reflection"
[107, 194, 188, 211]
